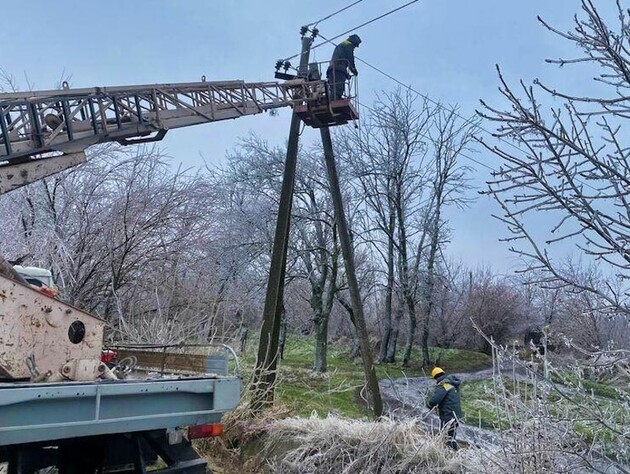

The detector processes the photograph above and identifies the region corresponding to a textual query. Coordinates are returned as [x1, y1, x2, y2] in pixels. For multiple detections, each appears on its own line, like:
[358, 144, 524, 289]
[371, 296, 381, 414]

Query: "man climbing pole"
[327, 34, 361, 100]
[426, 367, 463, 450]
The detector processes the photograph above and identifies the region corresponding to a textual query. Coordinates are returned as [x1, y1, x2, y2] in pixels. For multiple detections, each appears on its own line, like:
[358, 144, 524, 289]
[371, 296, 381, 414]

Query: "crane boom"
[0, 78, 321, 193]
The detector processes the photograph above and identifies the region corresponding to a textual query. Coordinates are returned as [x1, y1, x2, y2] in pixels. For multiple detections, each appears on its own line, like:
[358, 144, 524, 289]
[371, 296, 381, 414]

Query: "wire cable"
[354, 59, 602, 194]
[313, 33, 599, 187]
[295, 4, 600, 192]
[310, 0, 419, 54]
[308, 27, 497, 172]
[282, 0, 419, 62]
[307, 0, 365, 28]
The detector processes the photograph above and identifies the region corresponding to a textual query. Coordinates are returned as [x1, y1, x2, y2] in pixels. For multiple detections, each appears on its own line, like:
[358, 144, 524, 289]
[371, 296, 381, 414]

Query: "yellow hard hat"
[431, 367, 445, 378]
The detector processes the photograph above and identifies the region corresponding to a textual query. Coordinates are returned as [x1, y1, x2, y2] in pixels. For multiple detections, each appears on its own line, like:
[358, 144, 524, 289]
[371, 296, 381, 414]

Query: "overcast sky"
[1, 1, 616, 274]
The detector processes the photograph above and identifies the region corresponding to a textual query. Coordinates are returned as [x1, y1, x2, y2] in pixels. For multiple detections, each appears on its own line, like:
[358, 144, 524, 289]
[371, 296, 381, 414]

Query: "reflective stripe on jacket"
[427, 374, 463, 422]
[329, 40, 357, 74]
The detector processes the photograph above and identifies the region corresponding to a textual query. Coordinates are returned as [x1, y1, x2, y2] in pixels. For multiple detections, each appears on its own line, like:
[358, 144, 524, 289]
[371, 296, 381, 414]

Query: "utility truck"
[0, 29, 358, 473]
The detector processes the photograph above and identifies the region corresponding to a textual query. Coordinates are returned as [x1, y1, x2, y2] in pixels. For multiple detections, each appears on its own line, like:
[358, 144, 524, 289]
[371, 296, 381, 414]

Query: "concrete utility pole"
[251, 28, 315, 412]
[319, 128, 384, 418]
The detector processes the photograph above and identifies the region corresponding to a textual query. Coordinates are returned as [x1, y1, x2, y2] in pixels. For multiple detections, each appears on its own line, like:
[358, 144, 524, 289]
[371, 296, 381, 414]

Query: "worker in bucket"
[327, 34, 361, 100]
[426, 367, 463, 450]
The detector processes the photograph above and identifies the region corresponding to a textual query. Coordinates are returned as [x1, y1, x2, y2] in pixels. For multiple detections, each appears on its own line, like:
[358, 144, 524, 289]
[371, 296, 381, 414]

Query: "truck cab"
[12, 265, 58, 298]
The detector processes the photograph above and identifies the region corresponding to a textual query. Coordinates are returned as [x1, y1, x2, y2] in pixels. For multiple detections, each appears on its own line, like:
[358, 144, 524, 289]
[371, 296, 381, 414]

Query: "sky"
[0, 0, 617, 274]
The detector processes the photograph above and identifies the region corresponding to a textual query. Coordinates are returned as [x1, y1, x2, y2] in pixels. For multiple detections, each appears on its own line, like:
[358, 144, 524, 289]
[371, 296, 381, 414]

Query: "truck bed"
[0, 374, 241, 446]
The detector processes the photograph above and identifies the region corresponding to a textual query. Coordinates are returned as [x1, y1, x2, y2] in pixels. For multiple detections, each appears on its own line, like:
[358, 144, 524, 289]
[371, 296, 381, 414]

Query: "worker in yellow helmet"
[427, 367, 463, 450]
[327, 34, 361, 100]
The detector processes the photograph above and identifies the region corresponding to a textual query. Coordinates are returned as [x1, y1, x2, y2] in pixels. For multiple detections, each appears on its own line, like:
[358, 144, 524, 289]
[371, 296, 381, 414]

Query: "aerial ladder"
[0, 76, 356, 194]
[0, 27, 360, 378]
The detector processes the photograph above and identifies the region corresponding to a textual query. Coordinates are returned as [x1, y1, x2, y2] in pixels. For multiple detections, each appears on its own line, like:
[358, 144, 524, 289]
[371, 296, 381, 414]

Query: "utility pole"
[319, 128, 384, 418]
[251, 27, 383, 419]
[251, 27, 315, 412]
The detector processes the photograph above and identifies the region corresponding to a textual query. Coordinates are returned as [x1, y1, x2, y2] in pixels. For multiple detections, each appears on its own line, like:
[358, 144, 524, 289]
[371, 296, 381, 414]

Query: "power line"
[308, 26, 497, 172]
[282, 0, 419, 62]
[293, 4, 600, 192]
[304, 23, 533, 167]
[354, 57, 603, 191]
[307, 0, 365, 28]
[310, 0, 419, 54]
[315, 34, 600, 188]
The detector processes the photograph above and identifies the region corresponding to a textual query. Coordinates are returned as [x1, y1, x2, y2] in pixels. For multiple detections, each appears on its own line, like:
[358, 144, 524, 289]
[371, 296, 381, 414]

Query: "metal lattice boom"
[0, 79, 321, 161]
[0, 78, 326, 193]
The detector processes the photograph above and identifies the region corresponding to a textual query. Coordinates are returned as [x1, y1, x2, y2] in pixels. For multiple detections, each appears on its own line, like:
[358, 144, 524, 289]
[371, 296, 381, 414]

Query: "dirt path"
[378, 367, 504, 447]
[378, 367, 629, 474]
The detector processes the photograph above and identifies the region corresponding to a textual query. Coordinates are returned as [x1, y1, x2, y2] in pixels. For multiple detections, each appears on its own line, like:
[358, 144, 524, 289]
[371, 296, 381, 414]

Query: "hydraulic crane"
[0, 25, 366, 383]
[0, 26, 365, 473]
[0, 27, 380, 471]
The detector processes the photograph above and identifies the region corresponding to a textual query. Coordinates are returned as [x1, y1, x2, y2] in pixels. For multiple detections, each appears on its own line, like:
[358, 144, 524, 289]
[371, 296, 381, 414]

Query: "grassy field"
[210, 337, 629, 470]
[238, 336, 492, 418]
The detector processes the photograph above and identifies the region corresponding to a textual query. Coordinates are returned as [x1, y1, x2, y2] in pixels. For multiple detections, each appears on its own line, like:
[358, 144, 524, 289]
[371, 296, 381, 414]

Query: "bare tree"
[220, 136, 343, 373]
[339, 90, 434, 364]
[479, 0, 630, 318]
[292, 151, 341, 372]
[417, 108, 476, 366]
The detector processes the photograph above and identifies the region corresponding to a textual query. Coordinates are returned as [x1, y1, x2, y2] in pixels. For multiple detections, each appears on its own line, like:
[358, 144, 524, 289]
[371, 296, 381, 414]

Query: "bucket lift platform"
[280, 61, 359, 129]
[294, 98, 359, 128]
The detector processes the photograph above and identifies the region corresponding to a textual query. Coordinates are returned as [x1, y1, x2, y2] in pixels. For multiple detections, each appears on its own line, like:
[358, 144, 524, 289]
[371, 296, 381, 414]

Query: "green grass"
[239, 335, 492, 418]
[234, 335, 628, 463]
[459, 380, 513, 430]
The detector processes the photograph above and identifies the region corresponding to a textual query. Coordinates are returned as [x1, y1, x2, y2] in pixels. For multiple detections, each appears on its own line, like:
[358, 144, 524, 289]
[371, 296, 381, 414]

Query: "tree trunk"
[312, 289, 328, 372]
[420, 217, 440, 367]
[402, 302, 416, 367]
[338, 296, 361, 358]
[385, 302, 404, 363]
[396, 188, 416, 368]
[311, 225, 338, 373]
[378, 212, 396, 363]
[420, 173, 444, 366]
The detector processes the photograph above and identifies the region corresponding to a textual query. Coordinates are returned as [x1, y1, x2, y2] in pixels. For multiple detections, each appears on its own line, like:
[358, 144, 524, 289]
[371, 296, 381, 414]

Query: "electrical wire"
[282, 0, 419, 62]
[313, 33, 600, 187]
[310, 0, 419, 54]
[307, 0, 365, 28]
[354, 50, 602, 193]
[308, 26, 496, 172]
[289, 1, 600, 191]
[354, 56, 601, 190]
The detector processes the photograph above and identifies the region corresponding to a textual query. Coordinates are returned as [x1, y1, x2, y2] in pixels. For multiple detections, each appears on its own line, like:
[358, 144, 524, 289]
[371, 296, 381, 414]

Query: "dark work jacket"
[427, 374, 463, 422]
[329, 40, 357, 74]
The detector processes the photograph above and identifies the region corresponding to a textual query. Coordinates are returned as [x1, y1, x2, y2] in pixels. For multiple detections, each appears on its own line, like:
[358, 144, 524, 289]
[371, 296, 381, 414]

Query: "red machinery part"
[100, 350, 117, 364]
[188, 423, 224, 439]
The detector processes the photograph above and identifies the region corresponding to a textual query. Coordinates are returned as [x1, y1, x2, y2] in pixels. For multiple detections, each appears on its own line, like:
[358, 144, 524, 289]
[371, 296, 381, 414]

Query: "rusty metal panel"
[0, 152, 86, 195]
[117, 349, 209, 374]
[0, 274, 105, 380]
[115, 348, 229, 376]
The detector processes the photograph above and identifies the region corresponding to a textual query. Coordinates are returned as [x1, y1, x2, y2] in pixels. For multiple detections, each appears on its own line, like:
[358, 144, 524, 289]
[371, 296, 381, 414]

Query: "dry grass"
[263, 415, 478, 473]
